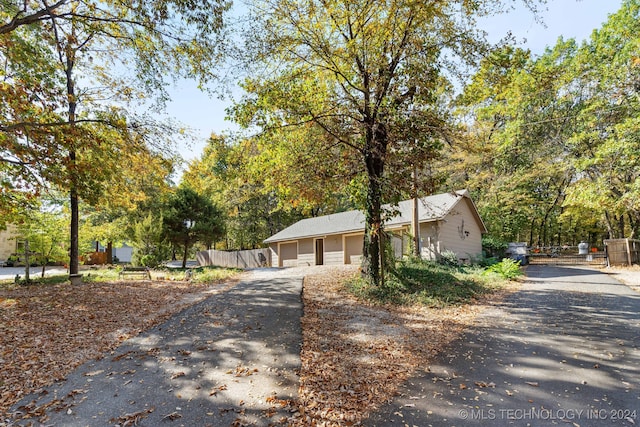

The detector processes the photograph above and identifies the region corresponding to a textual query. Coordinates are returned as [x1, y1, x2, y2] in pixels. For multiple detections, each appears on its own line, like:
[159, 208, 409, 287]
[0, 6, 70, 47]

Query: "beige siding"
[323, 235, 343, 265]
[280, 242, 298, 267]
[387, 227, 409, 259]
[0, 225, 17, 261]
[344, 234, 363, 265]
[419, 222, 440, 261]
[269, 244, 278, 267]
[438, 198, 483, 262]
[297, 238, 314, 266]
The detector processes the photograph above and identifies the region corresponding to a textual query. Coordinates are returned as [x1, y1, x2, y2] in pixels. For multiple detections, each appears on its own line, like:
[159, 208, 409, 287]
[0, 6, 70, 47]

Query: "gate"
[527, 246, 608, 266]
[603, 239, 640, 266]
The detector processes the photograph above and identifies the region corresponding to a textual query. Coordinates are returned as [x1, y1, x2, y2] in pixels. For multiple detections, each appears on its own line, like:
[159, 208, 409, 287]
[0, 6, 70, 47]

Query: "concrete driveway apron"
[10, 268, 304, 427]
[367, 265, 640, 426]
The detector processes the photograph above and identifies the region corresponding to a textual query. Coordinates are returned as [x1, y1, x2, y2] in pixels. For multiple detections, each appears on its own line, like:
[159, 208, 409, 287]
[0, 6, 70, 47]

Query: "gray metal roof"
[264, 190, 480, 243]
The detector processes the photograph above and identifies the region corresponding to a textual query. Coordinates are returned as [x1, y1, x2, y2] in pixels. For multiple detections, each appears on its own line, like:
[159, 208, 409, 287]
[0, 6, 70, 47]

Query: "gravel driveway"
[368, 265, 640, 426]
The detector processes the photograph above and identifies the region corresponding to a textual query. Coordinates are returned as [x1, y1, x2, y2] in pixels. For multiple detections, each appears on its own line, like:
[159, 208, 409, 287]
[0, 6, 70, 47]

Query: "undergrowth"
[347, 258, 512, 308]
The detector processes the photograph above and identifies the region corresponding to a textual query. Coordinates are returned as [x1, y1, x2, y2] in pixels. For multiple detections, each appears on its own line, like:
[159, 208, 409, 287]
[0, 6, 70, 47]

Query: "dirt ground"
[604, 265, 640, 292]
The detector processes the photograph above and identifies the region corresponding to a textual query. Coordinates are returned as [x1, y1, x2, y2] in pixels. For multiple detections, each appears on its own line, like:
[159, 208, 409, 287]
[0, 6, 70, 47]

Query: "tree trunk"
[412, 164, 420, 258]
[24, 239, 30, 282]
[106, 241, 113, 264]
[64, 26, 80, 276]
[604, 211, 615, 239]
[182, 241, 189, 269]
[412, 197, 420, 257]
[70, 183, 79, 275]
[618, 214, 625, 238]
[361, 121, 387, 287]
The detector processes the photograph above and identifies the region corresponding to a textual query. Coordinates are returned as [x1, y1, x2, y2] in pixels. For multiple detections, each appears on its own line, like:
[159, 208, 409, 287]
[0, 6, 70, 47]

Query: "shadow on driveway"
[367, 265, 640, 426]
[10, 270, 303, 426]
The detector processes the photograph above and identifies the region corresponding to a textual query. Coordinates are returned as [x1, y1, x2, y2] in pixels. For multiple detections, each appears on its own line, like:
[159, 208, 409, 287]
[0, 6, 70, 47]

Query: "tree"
[451, 43, 580, 245]
[182, 133, 337, 250]
[233, 0, 541, 285]
[162, 187, 225, 268]
[450, 1, 640, 244]
[16, 203, 68, 278]
[130, 214, 171, 267]
[1, 0, 230, 276]
[562, 0, 640, 239]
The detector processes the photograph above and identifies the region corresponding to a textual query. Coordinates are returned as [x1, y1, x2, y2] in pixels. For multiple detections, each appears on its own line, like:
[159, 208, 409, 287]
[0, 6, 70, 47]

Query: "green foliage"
[438, 250, 460, 267]
[483, 258, 523, 280]
[347, 259, 505, 308]
[187, 266, 240, 283]
[130, 214, 171, 268]
[234, 0, 517, 287]
[16, 205, 68, 269]
[482, 236, 508, 259]
[449, 1, 640, 243]
[162, 187, 225, 267]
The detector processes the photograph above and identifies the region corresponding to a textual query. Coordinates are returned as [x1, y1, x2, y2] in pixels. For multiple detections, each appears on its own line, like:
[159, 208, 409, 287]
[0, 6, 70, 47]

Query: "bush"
[483, 258, 523, 280]
[482, 236, 508, 259]
[347, 258, 505, 308]
[439, 250, 459, 267]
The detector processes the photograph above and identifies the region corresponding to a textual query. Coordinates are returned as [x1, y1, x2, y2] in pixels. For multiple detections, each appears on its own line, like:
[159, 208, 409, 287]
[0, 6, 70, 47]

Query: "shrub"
[347, 259, 504, 308]
[483, 258, 523, 280]
[439, 250, 459, 267]
[482, 236, 508, 259]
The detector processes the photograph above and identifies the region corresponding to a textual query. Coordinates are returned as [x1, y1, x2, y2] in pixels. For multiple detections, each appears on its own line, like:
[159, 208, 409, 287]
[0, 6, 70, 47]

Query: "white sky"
[165, 0, 624, 168]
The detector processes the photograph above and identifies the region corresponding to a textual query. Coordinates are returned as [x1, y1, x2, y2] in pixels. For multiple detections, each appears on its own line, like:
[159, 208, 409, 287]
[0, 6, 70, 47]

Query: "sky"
[164, 0, 624, 169]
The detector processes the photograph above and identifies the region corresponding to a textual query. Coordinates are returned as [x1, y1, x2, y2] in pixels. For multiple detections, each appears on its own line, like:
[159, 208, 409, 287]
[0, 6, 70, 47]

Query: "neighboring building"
[264, 190, 487, 267]
[93, 242, 133, 263]
[0, 224, 18, 263]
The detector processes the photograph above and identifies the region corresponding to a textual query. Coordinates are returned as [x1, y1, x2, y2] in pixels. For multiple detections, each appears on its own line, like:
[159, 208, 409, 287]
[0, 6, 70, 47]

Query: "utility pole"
[412, 163, 420, 258]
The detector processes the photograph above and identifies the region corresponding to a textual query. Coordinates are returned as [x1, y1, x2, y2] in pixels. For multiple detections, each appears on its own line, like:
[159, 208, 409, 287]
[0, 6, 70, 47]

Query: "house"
[91, 241, 133, 264]
[0, 224, 18, 265]
[264, 190, 487, 267]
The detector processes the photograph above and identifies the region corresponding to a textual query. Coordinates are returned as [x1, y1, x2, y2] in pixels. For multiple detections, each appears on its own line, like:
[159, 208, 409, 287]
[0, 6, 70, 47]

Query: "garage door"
[279, 242, 298, 267]
[344, 234, 363, 265]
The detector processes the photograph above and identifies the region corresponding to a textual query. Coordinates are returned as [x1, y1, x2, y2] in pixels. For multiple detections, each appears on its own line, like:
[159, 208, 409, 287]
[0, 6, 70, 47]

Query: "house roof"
[264, 190, 486, 244]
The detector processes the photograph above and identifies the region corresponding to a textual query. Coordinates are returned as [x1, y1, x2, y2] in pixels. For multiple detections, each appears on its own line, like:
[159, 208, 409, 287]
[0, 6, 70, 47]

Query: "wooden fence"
[604, 238, 640, 266]
[196, 248, 271, 269]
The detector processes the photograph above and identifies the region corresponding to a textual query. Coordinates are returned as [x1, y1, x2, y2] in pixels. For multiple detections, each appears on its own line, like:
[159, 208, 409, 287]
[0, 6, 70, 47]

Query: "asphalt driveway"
[368, 265, 640, 426]
[9, 268, 304, 426]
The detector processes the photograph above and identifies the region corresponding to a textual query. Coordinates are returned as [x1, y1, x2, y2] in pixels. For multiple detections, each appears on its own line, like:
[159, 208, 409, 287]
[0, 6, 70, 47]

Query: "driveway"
[367, 265, 640, 426]
[0, 266, 68, 281]
[9, 268, 305, 426]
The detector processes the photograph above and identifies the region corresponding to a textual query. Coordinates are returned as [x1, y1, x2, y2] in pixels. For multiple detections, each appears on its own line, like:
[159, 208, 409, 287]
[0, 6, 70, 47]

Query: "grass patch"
[347, 259, 511, 308]
[0, 273, 69, 289]
[1, 265, 239, 288]
[178, 265, 241, 283]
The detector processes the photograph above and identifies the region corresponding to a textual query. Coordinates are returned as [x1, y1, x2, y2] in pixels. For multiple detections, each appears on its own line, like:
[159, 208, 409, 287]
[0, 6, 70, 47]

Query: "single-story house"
[264, 189, 487, 267]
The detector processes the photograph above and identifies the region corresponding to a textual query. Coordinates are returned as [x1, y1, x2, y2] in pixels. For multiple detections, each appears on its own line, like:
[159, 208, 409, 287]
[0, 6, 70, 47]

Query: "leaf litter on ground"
[0, 277, 237, 418]
[0, 265, 531, 425]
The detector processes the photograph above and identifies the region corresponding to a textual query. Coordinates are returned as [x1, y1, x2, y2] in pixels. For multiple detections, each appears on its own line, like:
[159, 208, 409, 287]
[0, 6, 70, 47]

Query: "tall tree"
[162, 186, 225, 268]
[451, 1, 640, 244]
[452, 42, 580, 244]
[233, 0, 539, 285]
[562, 0, 640, 239]
[1, 0, 230, 276]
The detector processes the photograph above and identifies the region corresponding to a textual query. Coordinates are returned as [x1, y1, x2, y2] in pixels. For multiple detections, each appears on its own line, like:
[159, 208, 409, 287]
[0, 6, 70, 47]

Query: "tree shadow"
[10, 275, 303, 426]
[367, 267, 640, 426]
